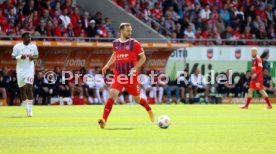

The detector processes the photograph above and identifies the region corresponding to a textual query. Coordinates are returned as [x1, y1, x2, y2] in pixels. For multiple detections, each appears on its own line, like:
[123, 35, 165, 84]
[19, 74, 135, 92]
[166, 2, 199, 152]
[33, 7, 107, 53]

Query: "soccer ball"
[158, 115, 171, 129]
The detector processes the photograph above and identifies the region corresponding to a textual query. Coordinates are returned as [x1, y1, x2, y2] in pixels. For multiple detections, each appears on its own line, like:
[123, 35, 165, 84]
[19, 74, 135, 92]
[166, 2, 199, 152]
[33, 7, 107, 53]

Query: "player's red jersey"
[112, 38, 144, 75]
[249, 56, 264, 90]
[110, 38, 144, 96]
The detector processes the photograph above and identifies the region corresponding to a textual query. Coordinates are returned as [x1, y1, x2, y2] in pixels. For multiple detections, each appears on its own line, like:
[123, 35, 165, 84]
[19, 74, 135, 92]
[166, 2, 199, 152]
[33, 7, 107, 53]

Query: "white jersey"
[12, 42, 38, 75]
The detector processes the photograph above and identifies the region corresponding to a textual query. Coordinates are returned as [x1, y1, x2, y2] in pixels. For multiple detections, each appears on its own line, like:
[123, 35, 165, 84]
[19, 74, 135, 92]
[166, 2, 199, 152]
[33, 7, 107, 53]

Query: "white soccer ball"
[158, 115, 171, 129]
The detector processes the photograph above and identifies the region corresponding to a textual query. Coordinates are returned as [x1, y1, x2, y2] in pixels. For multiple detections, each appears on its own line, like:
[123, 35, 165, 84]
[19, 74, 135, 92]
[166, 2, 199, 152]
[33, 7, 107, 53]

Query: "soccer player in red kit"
[240, 47, 272, 109]
[98, 23, 154, 128]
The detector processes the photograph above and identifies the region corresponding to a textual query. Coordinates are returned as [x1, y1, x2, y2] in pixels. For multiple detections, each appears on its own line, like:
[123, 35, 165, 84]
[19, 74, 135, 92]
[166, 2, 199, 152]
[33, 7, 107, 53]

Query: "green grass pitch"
[0, 104, 276, 154]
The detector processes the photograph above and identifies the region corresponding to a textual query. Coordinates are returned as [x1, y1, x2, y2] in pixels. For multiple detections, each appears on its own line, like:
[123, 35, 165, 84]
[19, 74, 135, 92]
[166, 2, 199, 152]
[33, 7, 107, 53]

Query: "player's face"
[122, 26, 132, 39]
[251, 49, 257, 58]
[23, 34, 31, 44]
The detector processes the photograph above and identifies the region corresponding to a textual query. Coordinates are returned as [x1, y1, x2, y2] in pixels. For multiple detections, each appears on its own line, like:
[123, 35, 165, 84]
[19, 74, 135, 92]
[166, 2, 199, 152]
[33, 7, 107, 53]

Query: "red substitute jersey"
[251, 56, 263, 82]
[112, 38, 144, 75]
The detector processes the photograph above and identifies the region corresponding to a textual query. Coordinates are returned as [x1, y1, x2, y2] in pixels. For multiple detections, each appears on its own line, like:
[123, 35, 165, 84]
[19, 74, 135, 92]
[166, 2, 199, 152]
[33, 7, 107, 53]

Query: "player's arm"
[29, 45, 39, 61]
[11, 45, 26, 60]
[102, 52, 116, 75]
[134, 52, 146, 69]
[252, 59, 263, 80]
[129, 41, 146, 76]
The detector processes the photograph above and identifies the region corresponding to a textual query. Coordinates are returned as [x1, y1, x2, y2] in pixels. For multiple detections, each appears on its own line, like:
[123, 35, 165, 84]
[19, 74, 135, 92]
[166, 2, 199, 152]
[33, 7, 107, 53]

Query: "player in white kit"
[12, 32, 38, 117]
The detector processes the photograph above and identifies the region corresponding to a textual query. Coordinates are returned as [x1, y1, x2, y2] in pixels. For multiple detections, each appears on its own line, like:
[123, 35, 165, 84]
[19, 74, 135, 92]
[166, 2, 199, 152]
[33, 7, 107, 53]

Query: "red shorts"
[110, 75, 140, 96]
[249, 80, 264, 90]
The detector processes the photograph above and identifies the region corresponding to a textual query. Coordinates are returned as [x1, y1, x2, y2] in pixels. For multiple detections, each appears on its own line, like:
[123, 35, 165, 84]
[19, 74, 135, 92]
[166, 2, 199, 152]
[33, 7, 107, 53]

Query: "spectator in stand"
[219, 3, 230, 24]
[74, 20, 85, 37]
[263, 69, 276, 97]
[215, 15, 225, 33]
[93, 11, 103, 24]
[193, 16, 204, 31]
[23, 0, 37, 16]
[235, 6, 244, 21]
[266, 4, 274, 27]
[59, 8, 71, 28]
[104, 17, 115, 36]
[174, 23, 183, 39]
[178, 5, 189, 19]
[164, 12, 175, 32]
[151, 2, 162, 21]
[189, 68, 209, 103]
[221, 25, 233, 45]
[97, 21, 107, 38]
[142, 2, 151, 23]
[76, 30, 87, 42]
[166, 6, 180, 22]
[70, 7, 80, 28]
[41, 9, 51, 23]
[86, 19, 98, 37]
[0, 9, 8, 27]
[171, 32, 178, 43]
[81, 11, 90, 29]
[6, 8, 17, 25]
[52, 9, 61, 25]
[200, 4, 211, 20]
[51, 1, 62, 16]
[253, 16, 265, 33]
[236, 70, 251, 97]
[61, 0, 73, 14]
[212, 26, 222, 45]
[267, 26, 276, 40]
[184, 24, 195, 39]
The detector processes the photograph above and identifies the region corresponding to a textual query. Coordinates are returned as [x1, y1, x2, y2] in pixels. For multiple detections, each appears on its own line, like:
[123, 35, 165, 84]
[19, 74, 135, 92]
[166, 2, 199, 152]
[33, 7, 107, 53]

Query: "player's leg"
[133, 95, 154, 122]
[259, 90, 272, 109]
[17, 75, 30, 116]
[26, 83, 34, 116]
[98, 75, 122, 128]
[240, 88, 253, 109]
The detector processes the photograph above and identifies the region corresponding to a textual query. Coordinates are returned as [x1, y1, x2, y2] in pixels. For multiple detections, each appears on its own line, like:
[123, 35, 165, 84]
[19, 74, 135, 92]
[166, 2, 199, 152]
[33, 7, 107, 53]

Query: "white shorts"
[17, 73, 34, 88]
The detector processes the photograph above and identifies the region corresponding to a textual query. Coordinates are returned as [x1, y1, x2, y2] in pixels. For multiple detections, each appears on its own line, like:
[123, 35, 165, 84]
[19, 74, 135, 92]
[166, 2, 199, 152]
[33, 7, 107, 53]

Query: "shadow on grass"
[104, 128, 135, 130]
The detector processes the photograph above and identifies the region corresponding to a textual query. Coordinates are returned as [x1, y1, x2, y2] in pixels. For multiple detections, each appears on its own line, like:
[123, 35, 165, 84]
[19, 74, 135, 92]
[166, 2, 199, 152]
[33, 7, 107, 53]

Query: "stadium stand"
[114, 0, 276, 45]
[0, 0, 116, 41]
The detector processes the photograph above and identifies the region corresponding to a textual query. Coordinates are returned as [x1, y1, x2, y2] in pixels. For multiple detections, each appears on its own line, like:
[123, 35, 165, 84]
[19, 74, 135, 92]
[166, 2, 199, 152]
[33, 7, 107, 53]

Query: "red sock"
[139, 98, 151, 111]
[264, 97, 272, 106]
[103, 98, 114, 121]
[245, 97, 252, 107]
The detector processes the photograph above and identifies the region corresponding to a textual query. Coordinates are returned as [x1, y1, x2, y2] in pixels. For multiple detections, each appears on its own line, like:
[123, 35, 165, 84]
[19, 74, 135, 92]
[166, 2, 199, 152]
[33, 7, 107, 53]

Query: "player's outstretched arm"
[102, 52, 116, 75]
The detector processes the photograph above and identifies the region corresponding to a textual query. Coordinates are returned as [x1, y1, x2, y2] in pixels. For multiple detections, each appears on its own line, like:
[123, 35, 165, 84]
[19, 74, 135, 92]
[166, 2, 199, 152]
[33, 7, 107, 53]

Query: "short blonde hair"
[251, 47, 258, 51]
[119, 23, 131, 31]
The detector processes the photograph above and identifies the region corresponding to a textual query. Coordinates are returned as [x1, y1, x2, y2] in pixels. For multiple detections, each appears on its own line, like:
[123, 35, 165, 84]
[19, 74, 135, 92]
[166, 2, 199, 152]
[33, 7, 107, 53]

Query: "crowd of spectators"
[114, 0, 276, 45]
[0, 0, 116, 41]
